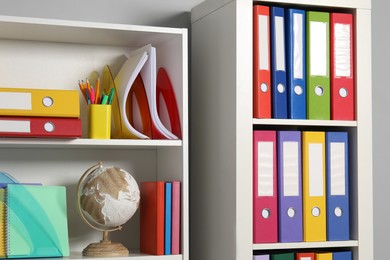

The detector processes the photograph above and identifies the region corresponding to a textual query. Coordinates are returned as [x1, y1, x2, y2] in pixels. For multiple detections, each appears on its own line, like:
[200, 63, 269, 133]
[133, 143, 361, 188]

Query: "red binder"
[253, 130, 278, 243]
[330, 13, 354, 120]
[296, 252, 315, 260]
[253, 5, 272, 118]
[0, 116, 81, 138]
[140, 181, 165, 255]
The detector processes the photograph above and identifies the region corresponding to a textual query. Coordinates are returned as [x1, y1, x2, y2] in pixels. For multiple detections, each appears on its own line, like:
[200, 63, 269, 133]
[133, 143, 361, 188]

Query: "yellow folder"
[302, 131, 326, 241]
[0, 88, 80, 118]
[316, 252, 332, 260]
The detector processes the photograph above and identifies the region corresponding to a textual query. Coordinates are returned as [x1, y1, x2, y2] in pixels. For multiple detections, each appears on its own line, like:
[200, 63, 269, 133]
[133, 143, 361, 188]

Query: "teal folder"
[6, 184, 69, 258]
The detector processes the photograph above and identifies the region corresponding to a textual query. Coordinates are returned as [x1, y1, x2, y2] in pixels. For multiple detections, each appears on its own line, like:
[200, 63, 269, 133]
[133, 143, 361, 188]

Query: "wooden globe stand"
[82, 230, 129, 257]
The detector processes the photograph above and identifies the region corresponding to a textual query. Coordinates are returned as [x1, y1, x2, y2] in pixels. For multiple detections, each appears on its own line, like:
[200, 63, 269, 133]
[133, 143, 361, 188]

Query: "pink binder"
[171, 181, 181, 254]
[253, 130, 278, 243]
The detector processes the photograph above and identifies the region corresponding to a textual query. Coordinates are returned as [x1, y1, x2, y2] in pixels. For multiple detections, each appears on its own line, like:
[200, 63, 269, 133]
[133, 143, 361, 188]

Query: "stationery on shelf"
[302, 131, 327, 242]
[171, 181, 181, 255]
[6, 184, 69, 258]
[270, 252, 294, 260]
[277, 131, 303, 242]
[326, 132, 350, 241]
[306, 11, 330, 120]
[333, 251, 352, 260]
[296, 252, 315, 260]
[253, 130, 278, 243]
[270, 6, 288, 119]
[316, 252, 332, 260]
[254, 255, 270, 260]
[164, 182, 172, 255]
[0, 116, 82, 138]
[286, 8, 306, 119]
[0, 188, 5, 258]
[253, 5, 272, 119]
[0, 88, 79, 118]
[330, 12, 355, 120]
[140, 181, 165, 255]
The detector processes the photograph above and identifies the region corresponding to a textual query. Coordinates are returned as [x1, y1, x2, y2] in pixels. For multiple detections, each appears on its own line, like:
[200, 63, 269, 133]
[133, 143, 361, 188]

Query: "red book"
[0, 116, 81, 138]
[140, 181, 165, 255]
[253, 5, 272, 118]
[253, 130, 278, 243]
[330, 13, 354, 120]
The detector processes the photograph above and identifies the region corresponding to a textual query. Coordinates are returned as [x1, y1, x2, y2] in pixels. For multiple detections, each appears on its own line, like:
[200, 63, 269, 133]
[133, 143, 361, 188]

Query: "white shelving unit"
[190, 0, 372, 260]
[0, 15, 189, 260]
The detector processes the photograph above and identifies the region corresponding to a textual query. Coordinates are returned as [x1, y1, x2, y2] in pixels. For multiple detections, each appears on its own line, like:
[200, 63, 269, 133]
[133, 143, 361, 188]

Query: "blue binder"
[271, 6, 288, 119]
[286, 9, 306, 119]
[164, 182, 172, 254]
[326, 132, 350, 240]
[333, 251, 352, 260]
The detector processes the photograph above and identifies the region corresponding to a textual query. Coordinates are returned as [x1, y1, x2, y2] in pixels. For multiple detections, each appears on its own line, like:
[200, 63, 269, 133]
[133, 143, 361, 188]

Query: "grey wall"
[0, 0, 385, 259]
[372, 0, 388, 259]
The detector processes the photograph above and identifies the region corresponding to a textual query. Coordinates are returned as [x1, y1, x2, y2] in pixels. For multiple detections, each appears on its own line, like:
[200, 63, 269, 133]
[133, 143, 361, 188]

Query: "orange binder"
[253, 5, 272, 118]
[0, 88, 79, 118]
[302, 131, 327, 242]
[330, 13, 355, 120]
[140, 181, 165, 255]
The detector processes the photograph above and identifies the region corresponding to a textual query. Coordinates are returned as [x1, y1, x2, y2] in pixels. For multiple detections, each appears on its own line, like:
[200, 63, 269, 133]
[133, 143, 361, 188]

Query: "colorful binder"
[277, 131, 303, 242]
[296, 252, 315, 260]
[164, 182, 172, 255]
[253, 130, 278, 243]
[0, 88, 79, 118]
[330, 13, 355, 120]
[171, 181, 181, 255]
[302, 131, 327, 242]
[306, 11, 330, 120]
[254, 255, 270, 260]
[316, 252, 332, 260]
[333, 251, 352, 260]
[140, 181, 165, 255]
[6, 184, 69, 258]
[286, 9, 306, 119]
[326, 132, 350, 240]
[253, 5, 272, 118]
[271, 7, 288, 119]
[0, 116, 82, 138]
[0, 188, 5, 258]
[271, 252, 294, 260]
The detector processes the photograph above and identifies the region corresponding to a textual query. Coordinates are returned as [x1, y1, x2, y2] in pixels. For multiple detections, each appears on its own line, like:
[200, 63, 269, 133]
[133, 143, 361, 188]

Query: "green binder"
[271, 252, 294, 260]
[6, 184, 69, 258]
[306, 11, 330, 120]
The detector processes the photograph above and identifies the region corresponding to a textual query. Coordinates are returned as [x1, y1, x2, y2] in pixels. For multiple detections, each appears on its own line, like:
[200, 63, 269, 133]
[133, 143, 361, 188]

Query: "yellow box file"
[302, 131, 327, 242]
[316, 252, 332, 260]
[0, 88, 80, 118]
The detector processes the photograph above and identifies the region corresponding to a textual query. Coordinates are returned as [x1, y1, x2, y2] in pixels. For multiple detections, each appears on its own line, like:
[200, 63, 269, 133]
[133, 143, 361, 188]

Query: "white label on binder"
[330, 142, 346, 195]
[309, 143, 324, 196]
[310, 21, 328, 76]
[283, 141, 299, 196]
[293, 13, 303, 79]
[258, 141, 274, 196]
[335, 23, 351, 77]
[0, 92, 32, 110]
[259, 15, 269, 70]
[0, 120, 30, 133]
[275, 16, 286, 71]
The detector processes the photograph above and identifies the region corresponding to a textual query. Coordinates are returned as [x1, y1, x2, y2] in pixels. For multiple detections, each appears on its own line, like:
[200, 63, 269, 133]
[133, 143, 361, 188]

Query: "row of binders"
[0, 88, 82, 138]
[253, 130, 350, 243]
[254, 251, 352, 260]
[0, 172, 69, 258]
[253, 5, 354, 120]
[140, 181, 181, 255]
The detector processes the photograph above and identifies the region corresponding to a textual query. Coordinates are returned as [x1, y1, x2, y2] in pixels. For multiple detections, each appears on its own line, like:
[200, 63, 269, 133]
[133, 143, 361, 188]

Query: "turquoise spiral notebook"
[6, 184, 70, 258]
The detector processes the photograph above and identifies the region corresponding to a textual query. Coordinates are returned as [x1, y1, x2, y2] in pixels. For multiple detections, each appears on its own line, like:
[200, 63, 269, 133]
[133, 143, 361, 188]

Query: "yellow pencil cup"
[88, 104, 111, 139]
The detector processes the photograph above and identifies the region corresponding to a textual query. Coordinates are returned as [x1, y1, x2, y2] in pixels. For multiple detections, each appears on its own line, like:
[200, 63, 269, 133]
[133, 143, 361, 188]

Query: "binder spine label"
[0, 93, 32, 110]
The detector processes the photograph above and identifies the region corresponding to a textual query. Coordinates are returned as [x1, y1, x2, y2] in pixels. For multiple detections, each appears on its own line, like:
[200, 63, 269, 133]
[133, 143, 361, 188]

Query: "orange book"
[140, 181, 165, 255]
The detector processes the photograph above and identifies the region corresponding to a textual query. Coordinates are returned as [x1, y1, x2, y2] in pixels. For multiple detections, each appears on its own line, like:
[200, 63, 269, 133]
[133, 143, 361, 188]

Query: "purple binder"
[254, 255, 270, 260]
[277, 131, 303, 242]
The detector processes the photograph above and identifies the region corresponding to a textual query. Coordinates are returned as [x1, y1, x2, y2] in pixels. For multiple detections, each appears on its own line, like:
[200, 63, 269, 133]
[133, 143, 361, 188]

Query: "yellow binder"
[316, 252, 332, 260]
[0, 88, 80, 117]
[302, 131, 326, 241]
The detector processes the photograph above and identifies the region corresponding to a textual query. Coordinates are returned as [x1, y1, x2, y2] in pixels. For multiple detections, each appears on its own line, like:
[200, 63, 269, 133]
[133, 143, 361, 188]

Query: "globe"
[77, 162, 140, 257]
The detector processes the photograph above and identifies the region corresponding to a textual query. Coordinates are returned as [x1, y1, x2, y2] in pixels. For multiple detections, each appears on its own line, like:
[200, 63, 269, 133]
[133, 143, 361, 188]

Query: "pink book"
[171, 181, 181, 254]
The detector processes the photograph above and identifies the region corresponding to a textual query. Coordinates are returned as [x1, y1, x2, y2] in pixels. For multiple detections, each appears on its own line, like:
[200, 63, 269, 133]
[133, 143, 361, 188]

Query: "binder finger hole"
[311, 207, 320, 217]
[260, 83, 268, 93]
[261, 208, 271, 219]
[44, 122, 55, 132]
[287, 207, 295, 218]
[294, 85, 303, 95]
[277, 83, 285, 93]
[339, 88, 348, 98]
[42, 96, 54, 107]
[315, 86, 324, 96]
[334, 207, 343, 217]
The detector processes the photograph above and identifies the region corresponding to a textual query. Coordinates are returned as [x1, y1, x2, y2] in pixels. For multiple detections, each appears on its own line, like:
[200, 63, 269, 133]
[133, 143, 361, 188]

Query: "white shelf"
[253, 241, 359, 250]
[253, 119, 357, 127]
